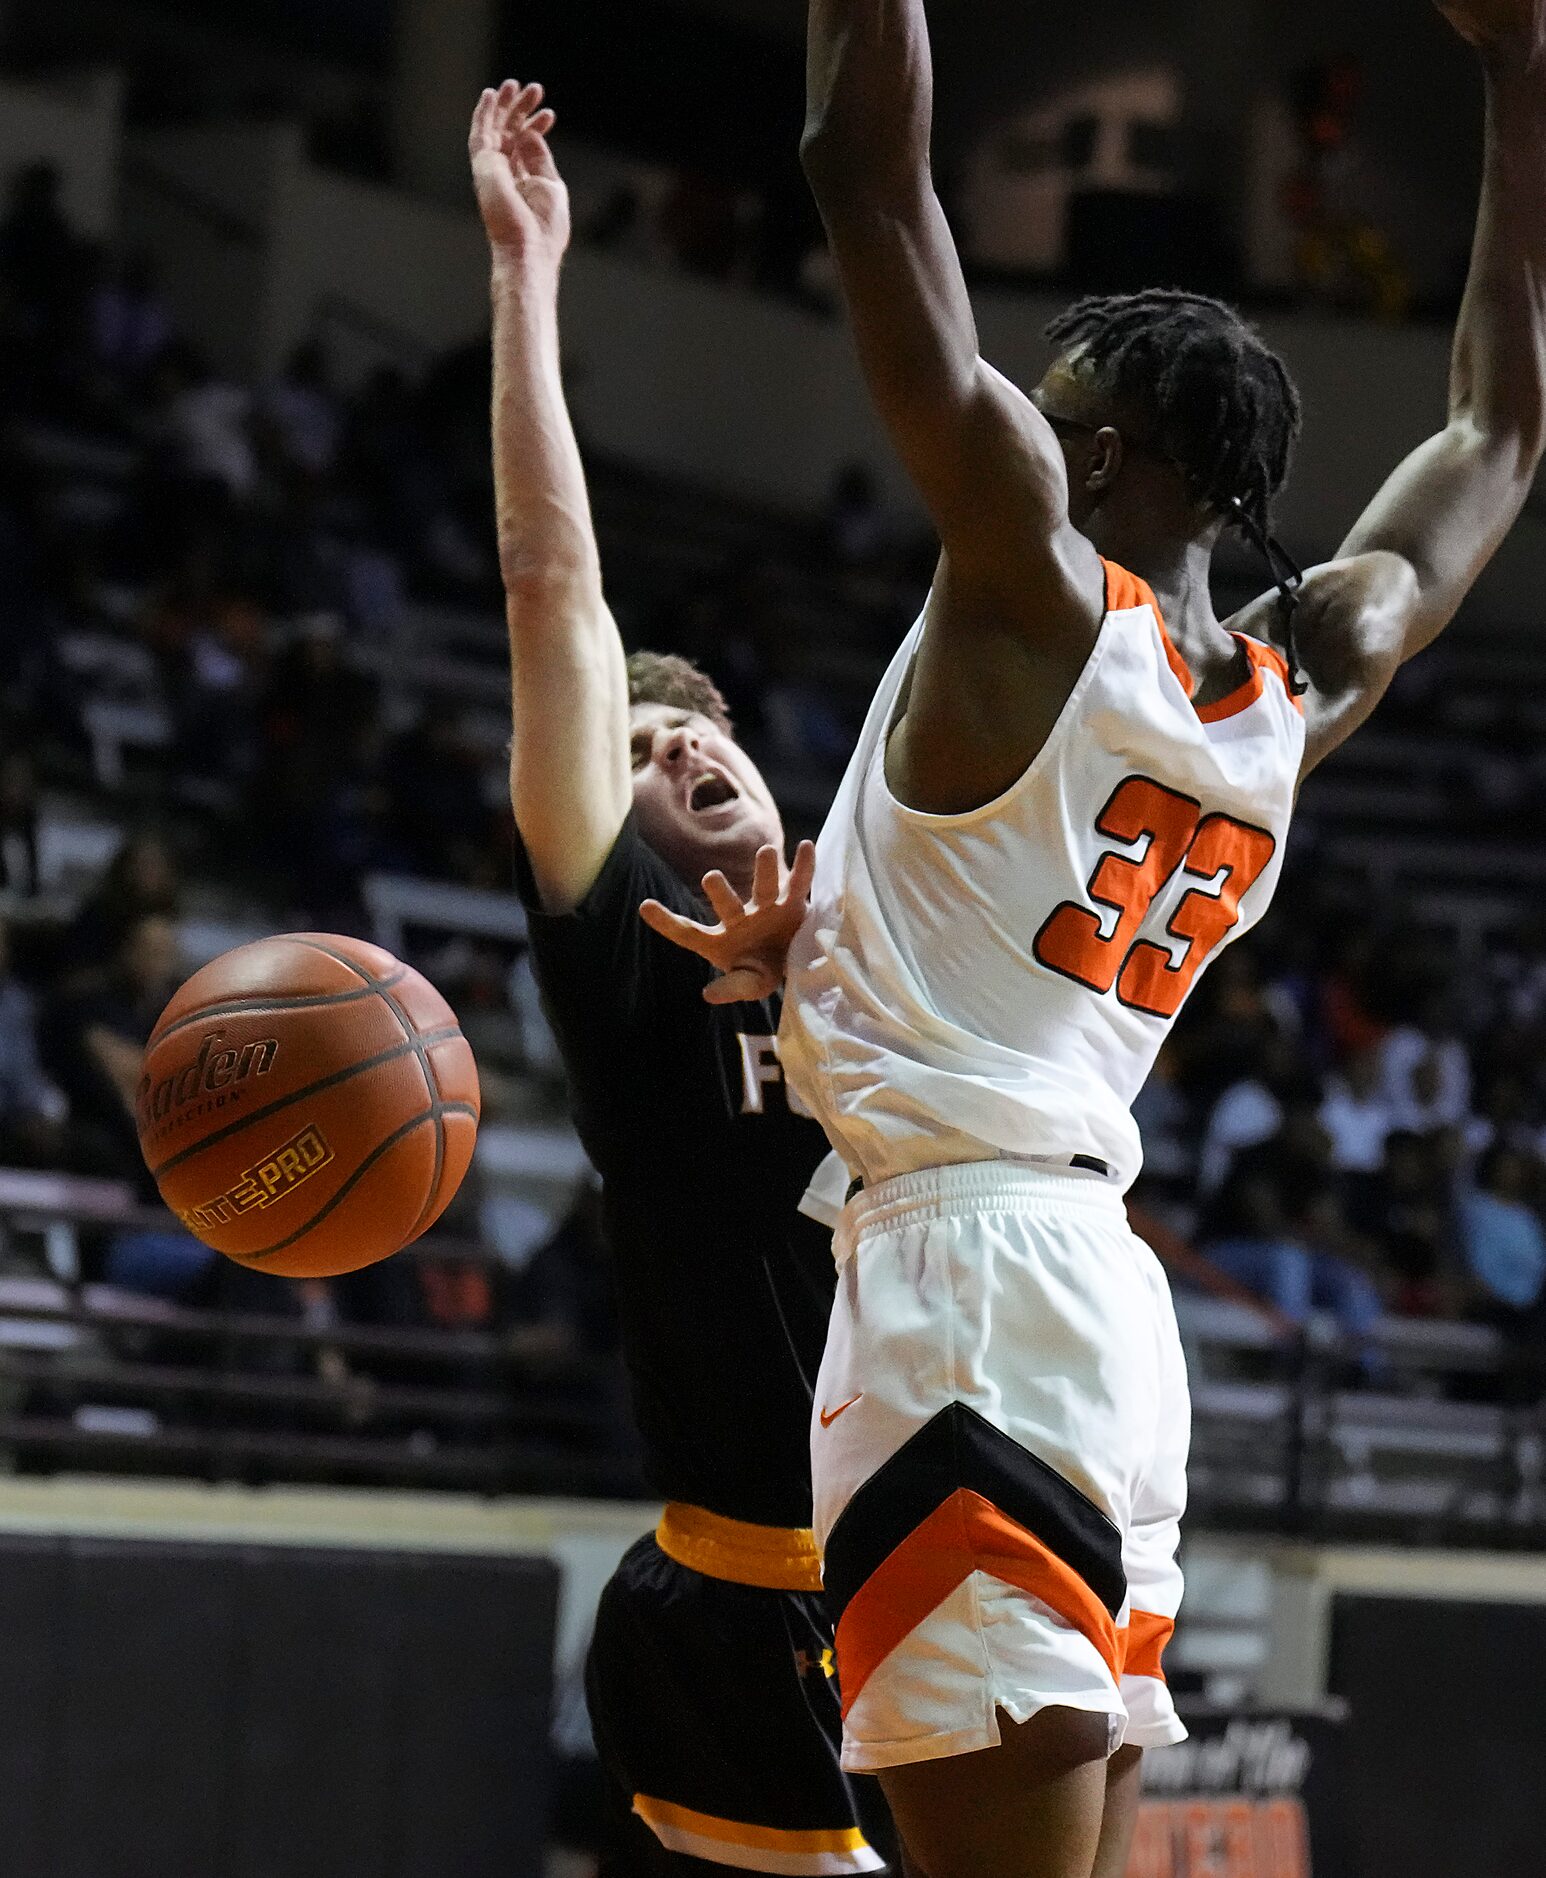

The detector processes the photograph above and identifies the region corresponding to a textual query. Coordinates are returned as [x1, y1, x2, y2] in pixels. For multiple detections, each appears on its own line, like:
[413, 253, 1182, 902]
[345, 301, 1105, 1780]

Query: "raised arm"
[1300, 2, 1546, 769]
[471, 81, 631, 912]
[801, 0, 1100, 643]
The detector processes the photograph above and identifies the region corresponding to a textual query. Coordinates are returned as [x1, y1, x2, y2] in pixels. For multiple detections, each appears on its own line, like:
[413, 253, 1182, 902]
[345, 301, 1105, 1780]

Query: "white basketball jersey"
[779, 562, 1306, 1191]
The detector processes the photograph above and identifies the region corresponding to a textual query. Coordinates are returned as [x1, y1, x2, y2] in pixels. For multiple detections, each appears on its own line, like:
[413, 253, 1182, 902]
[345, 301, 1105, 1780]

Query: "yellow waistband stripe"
[655, 1501, 824, 1593]
[632, 1794, 885, 1874]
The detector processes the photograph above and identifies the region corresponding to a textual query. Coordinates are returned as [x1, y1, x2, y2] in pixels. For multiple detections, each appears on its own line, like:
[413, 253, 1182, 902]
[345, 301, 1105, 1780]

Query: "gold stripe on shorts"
[655, 1501, 823, 1593]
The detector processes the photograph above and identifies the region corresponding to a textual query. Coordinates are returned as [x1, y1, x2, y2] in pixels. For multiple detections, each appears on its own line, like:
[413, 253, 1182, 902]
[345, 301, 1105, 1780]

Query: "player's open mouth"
[688, 772, 739, 813]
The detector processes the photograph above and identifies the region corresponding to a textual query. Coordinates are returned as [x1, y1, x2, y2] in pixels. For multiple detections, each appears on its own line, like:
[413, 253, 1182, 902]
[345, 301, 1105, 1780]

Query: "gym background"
[0, 2, 1543, 1874]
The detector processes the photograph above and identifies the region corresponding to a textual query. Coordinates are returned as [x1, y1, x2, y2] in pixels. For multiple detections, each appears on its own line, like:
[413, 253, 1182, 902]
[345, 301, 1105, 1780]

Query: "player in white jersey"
[645, 2, 1546, 1872]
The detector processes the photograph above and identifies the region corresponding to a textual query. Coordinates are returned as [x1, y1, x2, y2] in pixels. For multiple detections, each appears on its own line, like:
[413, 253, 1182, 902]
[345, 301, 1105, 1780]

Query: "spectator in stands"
[0, 748, 41, 898]
[1459, 1144, 1546, 1322]
[1195, 1031, 1314, 1198]
[60, 831, 181, 978]
[0, 915, 69, 1168]
[152, 342, 257, 500]
[1465, 1068, 1546, 1165]
[256, 339, 342, 480]
[1377, 989, 1472, 1134]
[1174, 944, 1297, 1116]
[823, 462, 892, 571]
[250, 613, 384, 911]
[381, 701, 503, 887]
[41, 911, 182, 1185]
[1315, 918, 1388, 1064]
[1204, 1173, 1384, 1356]
[1354, 1128, 1455, 1315]
[1320, 1043, 1397, 1231]
[85, 249, 172, 388]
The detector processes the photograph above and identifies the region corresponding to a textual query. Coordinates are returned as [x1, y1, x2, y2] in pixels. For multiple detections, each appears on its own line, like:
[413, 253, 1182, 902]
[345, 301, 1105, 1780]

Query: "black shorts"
[587, 1533, 895, 1874]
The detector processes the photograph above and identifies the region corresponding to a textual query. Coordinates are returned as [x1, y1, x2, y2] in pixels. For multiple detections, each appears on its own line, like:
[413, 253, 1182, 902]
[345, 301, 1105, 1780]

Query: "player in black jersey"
[470, 81, 892, 1876]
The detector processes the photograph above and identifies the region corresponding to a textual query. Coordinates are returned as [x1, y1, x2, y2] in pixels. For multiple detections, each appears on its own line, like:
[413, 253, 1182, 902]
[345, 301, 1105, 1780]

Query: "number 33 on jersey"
[1034, 777, 1277, 1020]
[780, 563, 1306, 1193]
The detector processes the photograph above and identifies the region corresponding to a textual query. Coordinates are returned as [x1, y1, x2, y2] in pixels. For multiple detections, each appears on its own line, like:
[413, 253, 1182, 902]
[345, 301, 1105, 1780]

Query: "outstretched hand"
[469, 79, 569, 265]
[641, 842, 816, 1006]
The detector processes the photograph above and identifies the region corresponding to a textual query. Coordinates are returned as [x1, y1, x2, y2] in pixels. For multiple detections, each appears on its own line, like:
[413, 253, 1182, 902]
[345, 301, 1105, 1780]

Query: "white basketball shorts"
[812, 1160, 1190, 1773]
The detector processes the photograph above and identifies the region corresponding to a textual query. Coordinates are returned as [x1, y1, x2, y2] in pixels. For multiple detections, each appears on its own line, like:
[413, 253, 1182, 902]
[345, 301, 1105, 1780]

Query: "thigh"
[877, 1705, 1111, 1878]
[1090, 1745, 1144, 1878]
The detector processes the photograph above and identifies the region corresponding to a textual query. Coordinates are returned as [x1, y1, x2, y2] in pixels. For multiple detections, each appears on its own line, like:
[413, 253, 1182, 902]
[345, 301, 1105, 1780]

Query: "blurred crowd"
[0, 150, 1544, 1465]
[1139, 904, 1546, 1375]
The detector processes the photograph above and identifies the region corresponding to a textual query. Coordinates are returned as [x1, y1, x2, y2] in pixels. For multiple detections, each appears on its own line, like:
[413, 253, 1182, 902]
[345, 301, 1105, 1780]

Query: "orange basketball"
[136, 933, 480, 1279]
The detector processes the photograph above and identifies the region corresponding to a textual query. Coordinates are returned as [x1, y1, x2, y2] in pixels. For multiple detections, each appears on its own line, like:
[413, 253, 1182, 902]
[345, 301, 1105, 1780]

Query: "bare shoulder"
[887, 543, 1105, 815]
[1239, 550, 1422, 776]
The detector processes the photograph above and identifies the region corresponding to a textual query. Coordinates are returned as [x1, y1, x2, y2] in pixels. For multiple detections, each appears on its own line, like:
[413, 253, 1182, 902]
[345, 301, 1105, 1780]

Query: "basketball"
[136, 933, 480, 1279]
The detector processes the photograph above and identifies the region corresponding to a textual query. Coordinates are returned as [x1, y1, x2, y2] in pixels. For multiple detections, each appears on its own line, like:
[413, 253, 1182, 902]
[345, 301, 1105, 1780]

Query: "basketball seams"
[381, 976, 447, 1243]
[149, 934, 478, 1274]
[235, 1100, 479, 1270]
[148, 971, 407, 1048]
[148, 1025, 463, 1179]
[230, 1108, 437, 1264]
[292, 935, 452, 1244]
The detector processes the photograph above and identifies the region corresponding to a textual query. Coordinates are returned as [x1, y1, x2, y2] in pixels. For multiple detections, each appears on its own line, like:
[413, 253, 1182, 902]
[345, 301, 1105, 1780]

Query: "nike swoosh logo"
[819, 1393, 863, 1429]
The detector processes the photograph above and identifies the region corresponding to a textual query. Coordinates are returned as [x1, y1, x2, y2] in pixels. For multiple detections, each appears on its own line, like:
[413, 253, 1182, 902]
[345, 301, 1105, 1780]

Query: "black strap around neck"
[1228, 496, 1308, 696]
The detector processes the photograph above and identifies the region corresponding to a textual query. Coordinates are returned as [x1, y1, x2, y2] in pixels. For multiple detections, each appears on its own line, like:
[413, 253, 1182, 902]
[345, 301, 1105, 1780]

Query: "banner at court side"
[1125, 1711, 1349, 1878]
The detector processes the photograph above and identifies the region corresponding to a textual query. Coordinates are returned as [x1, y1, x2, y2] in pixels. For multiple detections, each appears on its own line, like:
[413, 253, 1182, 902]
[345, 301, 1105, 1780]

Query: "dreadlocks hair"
[626, 651, 733, 736]
[1044, 289, 1301, 529]
[1044, 289, 1308, 690]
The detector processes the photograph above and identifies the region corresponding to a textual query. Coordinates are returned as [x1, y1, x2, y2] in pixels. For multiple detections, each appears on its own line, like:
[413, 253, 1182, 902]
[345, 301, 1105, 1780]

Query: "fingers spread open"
[703, 966, 776, 1006]
[788, 838, 816, 902]
[701, 871, 744, 925]
[514, 120, 558, 179]
[640, 898, 716, 952]
[752, 843, 781, 906]
[469, 87, 499, 150]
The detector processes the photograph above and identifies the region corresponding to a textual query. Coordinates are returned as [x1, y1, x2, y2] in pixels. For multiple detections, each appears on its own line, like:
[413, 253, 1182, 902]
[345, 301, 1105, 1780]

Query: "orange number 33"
[1033, 776, 1276, 1019]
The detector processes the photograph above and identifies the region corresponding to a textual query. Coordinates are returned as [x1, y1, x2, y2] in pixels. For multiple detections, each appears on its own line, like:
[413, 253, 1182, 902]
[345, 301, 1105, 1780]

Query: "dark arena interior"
[0, 3, 1544, 1875]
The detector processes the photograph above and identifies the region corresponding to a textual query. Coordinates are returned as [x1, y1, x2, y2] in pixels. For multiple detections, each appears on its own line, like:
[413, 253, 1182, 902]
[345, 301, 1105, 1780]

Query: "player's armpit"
[1289, 552, 1422, 775]
[1337, 418, 1537, 652]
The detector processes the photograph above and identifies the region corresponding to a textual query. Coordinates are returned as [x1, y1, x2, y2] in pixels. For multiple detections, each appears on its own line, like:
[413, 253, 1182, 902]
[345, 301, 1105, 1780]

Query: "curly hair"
[1044, 289, 1302, 536]
[625, 651, 733, 736]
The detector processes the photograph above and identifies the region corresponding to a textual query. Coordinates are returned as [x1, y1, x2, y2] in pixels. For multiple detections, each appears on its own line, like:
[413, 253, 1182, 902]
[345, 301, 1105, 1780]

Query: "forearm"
[1449, 56, 1546, 458]
[1336, 49, 1546, 645]
[490, 253, 600, 598]
[803, 0, 932, 194]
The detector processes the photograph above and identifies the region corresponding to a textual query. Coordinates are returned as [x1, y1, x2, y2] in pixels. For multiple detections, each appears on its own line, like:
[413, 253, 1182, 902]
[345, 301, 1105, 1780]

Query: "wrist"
[489, 244, 563, 301]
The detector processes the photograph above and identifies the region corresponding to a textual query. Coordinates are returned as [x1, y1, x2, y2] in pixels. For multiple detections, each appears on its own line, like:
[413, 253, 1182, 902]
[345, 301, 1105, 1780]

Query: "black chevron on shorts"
[822, 1401, 1127, 1628]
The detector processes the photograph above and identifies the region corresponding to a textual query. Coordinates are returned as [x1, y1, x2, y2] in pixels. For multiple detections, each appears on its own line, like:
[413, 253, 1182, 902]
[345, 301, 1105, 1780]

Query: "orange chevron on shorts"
[833, 1486, 1122, 1717]
[1120, 1608, 1175, 1681]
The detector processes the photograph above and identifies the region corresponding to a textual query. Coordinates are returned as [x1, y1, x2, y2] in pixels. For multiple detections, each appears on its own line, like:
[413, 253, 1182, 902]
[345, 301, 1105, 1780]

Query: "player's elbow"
[1460, 405, 1546, 489]
[499, 543, 599, 610]
[801, 111, 912, 208]
[801, 112, 857, 198]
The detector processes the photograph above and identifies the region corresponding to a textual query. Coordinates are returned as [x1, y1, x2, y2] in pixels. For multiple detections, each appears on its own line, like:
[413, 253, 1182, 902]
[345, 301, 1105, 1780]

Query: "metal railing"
[0, 1183, 637, 1498]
